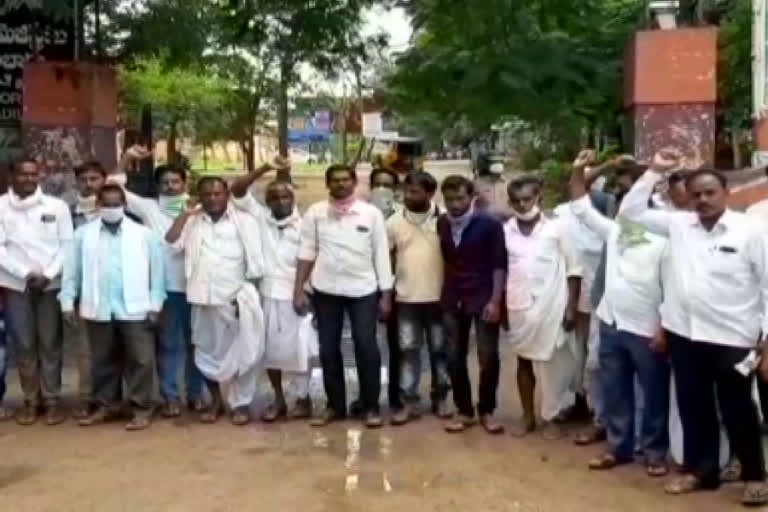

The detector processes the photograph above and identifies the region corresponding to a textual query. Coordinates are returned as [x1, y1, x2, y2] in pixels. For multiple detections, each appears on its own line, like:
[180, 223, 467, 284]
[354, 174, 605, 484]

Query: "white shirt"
[182, 211, 247, 306]
[298, 199, 393, 297]
[0, 189, 73, 292]
[125, 191, 186, 293]
[570, 195, 666, 338]
[232, 194, 300, 301]
[622, 170, 768, 348]
[747, 198, 768, 225]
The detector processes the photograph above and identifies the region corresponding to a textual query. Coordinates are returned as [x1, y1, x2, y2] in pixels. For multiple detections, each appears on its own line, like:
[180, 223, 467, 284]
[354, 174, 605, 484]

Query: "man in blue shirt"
[438, 175, 507, 434]
[60, 184, 166, 431]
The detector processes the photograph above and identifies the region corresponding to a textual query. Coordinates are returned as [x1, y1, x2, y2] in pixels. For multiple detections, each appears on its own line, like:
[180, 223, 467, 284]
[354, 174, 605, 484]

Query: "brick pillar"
[624, 28, 717, 167]
[21, 62, 118, 170]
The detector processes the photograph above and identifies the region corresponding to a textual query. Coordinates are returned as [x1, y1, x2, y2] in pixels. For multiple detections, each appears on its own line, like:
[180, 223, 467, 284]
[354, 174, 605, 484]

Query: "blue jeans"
[599, 322, 670, 461]
[158, 292, 204, 402]
[0, 309, 6, 402]
[398, 303, 450, 406]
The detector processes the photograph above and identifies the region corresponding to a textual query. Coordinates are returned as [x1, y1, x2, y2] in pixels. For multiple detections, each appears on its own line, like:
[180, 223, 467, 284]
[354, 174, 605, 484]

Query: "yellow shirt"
[386, 207, 444, 303]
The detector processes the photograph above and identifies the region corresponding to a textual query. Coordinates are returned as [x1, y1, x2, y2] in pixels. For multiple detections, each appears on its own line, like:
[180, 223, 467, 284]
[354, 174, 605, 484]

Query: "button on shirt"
[0, 190, 73, 292]
[387, 206, 444, 303]
[438, 213, 507, 314]
[184, 212, 247, 306]
[622, 170, 768, 348]
[60, 223, 166, 321]
[125, 191, 186, 293]
[298, 199, 393, 297]
[570, 195, 666, 338]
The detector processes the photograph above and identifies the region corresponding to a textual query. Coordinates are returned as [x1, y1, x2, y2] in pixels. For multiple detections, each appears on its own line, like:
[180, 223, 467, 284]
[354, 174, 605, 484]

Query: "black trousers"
[386, 305, 402, 409]
[443, 310, 500, 417]
[668, 332, 766, 486]
[313, 290, 381, 415]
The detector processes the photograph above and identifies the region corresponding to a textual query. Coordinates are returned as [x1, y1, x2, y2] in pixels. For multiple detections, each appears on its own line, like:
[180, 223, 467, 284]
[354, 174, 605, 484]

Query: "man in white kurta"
[504, 176, 582, 440]
[230, 167, 314, 422]
[166, 177, 264, 426]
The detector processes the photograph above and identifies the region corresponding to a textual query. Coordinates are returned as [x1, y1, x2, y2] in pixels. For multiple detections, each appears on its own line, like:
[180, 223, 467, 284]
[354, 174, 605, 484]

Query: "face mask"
[489, 163, 504, 174]
[370, 187, 395, 216]
[512, 204, 541, 222]
[100, 206, 125, 224]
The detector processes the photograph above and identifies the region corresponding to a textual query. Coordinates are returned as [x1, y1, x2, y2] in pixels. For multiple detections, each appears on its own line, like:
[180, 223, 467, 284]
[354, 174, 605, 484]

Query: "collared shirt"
[125, 191, 186, 293]
[503, 215, 582, 311]
[232, 194, 300, 301]
[181, 211, 247, 306]
[387, 205, 444, 303]
[59, 222, 166, 321]
[622, 170, 768, 348]
[570, 195, 666, 338]
[438, 212, 507, 314]
[298, 199, 393, 298]
[0, 190, 73, 292]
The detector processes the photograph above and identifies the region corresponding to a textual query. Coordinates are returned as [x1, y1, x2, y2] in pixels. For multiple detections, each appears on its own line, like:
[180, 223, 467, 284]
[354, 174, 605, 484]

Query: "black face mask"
[270, 203, 293, 220]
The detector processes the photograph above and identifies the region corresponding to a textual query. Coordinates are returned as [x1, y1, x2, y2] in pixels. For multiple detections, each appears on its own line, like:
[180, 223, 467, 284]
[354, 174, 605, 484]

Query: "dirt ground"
[0, 172, 750, 511]
[0, 344, 750, 512]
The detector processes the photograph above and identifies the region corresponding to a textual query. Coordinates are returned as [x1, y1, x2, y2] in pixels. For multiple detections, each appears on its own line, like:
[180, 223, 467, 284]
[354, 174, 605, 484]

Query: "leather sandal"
[664, 474, 706, 495]
[261, 403, 287, 423]
[588, 453, 629, 471]
[743, 481, 768, 506]
[444, 414, 476, 433]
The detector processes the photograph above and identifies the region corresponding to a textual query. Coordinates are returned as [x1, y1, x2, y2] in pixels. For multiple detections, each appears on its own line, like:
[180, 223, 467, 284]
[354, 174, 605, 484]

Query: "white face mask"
[100, 206, 125, 224]
[489, 162, 504, 174]
[512, 204, 541, 222]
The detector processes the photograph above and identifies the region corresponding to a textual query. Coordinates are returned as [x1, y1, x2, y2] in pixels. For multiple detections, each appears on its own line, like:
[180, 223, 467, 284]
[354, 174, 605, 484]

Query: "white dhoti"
[506, 229, 578, 422]
[191, 284, 265, 408]
[263, 297, 312, 397]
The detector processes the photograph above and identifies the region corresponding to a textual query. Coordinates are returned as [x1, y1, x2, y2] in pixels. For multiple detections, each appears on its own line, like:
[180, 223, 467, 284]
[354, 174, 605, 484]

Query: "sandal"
[0, 405, 14, 422]
[78, 407, 113, 427]
[290, 398, 312, 420]
[742, 481, 768, 506]
[574, 425, 606, 446]
[720, 459, 741, 483]
[260, 403, 287, 423]
[199, 403, 223, 424]
[664, 474, 705, 495]
[541, 422, 564, 441]
[479, 414, 504, 435]
[646, 459, 669, 477]
[125, 415, 151, 431]
[72, 402, 92, 420]
[588, 453, 629, 471]
[444, 414, 476, 433]
[161, 400, 182, 418]
[231, 406, 251, 426]
[15, 403, 38, 426]
[509, 416, 536, 438]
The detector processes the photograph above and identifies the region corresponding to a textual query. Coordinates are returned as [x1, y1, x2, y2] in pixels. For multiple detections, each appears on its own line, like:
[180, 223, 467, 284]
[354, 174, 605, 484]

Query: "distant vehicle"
[371, 135, 424, 174]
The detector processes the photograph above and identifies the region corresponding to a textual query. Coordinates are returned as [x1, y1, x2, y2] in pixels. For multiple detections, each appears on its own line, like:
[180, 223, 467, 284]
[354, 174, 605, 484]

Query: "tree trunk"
[167, 121, 177, 164]
[732, 127, 743, 169]
[203, 144, 208, 171]
[276, 58, 291, 183]
[341, 114, 348, 164]
[241, 138, 255, 172]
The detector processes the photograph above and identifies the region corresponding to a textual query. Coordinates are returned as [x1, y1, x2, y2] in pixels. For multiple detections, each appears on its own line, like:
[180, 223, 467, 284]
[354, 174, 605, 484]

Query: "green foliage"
[718, 0, 751, 130]
[387, 0, 645, 141]
[119, 55, 232, 132]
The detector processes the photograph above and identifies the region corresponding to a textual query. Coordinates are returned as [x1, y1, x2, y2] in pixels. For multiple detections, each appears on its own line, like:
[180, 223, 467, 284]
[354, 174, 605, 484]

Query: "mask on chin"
[512, 205, 541, 222]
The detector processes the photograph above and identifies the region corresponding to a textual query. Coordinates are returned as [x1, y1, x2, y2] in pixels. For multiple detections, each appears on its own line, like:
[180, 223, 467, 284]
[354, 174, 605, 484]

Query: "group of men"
[1, 144, 768, 506]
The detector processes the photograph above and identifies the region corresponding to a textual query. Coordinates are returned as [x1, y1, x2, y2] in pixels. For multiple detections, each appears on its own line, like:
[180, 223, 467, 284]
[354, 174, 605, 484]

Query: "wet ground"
[0, 345, 751, 512]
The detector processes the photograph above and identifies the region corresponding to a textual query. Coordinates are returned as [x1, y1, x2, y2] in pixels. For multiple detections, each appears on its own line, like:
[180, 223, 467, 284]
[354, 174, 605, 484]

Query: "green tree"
[120, 56, 232, 162]
[217, 0, 389, 174]
[387, 0, 645, 155]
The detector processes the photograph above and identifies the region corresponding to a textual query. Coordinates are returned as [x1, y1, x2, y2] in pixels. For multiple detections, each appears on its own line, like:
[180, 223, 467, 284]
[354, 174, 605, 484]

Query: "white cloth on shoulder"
[183, 204, 264, 283]
[192, 282, 264, 407]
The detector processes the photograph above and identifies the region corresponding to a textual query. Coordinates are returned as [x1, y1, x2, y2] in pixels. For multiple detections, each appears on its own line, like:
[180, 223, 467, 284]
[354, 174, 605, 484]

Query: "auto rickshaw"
[373, 136, 424, 174]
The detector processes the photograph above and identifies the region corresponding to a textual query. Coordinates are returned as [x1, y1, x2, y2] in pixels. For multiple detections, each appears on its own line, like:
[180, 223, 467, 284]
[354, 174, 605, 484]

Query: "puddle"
[0, 465, 37, 488]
